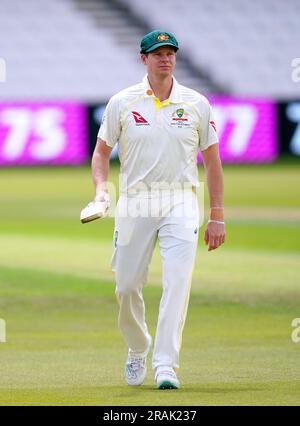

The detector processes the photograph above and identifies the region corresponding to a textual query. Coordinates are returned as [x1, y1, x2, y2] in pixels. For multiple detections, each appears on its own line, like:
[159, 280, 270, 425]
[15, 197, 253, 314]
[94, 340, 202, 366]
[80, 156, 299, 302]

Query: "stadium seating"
[120, 0, 300, 98]
[0, 0, 145, 100]
[0, 0, 299, 99]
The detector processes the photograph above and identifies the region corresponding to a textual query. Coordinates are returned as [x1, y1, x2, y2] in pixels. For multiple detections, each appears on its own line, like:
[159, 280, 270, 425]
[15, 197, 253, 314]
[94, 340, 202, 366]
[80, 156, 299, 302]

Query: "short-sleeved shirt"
[98, 75, 218, 192]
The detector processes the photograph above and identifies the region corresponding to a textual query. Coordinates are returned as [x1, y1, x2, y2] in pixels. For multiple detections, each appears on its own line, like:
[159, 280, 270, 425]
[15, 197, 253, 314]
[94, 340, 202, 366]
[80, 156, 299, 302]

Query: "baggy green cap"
[140, 30, 179, 54]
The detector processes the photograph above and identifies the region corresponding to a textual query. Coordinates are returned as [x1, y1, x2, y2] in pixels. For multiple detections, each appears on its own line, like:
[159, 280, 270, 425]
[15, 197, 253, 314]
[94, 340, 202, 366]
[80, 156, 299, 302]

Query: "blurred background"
[0, 0, 300, 406]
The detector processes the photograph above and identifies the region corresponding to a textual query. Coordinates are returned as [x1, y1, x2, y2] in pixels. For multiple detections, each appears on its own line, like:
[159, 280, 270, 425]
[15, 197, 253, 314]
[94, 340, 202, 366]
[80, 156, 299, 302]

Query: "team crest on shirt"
[171, 108, 191, 127]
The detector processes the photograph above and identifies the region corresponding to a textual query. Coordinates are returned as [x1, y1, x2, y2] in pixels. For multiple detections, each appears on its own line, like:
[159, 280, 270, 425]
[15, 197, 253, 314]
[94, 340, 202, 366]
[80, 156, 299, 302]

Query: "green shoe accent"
[158, 380, 179, 390]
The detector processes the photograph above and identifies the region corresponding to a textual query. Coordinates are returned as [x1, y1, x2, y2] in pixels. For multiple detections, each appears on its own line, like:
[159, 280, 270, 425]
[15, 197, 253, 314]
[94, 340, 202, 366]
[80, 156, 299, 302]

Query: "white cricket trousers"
[111, 190, 199, 371]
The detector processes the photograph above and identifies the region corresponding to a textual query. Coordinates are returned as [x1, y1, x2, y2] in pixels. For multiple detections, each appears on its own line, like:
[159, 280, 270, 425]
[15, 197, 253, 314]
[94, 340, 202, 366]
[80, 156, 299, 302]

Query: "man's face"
[141, 46, 176, 77]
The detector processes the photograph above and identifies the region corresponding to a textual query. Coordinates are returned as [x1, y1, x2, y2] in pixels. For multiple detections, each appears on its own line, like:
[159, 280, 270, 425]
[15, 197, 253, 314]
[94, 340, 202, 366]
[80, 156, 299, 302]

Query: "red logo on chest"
[132, 111, 149, 125]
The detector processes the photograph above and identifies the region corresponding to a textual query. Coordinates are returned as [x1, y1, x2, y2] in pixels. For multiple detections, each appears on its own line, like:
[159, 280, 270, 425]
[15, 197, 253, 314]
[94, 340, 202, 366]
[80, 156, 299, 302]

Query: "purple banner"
[0, 102, 87, 165]
[199, 97, 277, 163]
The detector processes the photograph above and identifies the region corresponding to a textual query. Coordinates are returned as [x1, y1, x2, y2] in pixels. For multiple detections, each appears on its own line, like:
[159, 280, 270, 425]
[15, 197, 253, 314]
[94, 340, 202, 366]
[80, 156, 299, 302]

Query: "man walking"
[91, 30, 225, 389]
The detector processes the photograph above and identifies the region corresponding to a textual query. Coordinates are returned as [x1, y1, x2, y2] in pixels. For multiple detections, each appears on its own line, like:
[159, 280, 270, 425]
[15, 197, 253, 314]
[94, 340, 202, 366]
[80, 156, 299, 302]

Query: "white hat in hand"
[80, 191, 110, 223]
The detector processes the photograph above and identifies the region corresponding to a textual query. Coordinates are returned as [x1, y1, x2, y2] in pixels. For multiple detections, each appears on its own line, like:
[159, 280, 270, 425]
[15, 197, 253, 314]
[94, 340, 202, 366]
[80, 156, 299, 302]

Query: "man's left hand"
[204, 221, 226, 251]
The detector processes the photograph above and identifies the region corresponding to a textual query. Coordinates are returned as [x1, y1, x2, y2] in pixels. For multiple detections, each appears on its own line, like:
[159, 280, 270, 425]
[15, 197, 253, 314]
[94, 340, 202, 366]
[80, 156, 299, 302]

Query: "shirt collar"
[142, 75, 182, 104]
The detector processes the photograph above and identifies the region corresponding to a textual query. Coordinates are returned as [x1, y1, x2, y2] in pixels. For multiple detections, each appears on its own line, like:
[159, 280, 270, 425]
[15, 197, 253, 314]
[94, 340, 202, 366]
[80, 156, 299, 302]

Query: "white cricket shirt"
[98, 75, 218, 192]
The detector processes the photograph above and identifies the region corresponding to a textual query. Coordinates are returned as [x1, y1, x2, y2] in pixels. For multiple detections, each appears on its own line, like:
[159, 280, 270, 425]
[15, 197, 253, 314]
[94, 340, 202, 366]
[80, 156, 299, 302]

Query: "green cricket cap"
[140, 30, 179, 54]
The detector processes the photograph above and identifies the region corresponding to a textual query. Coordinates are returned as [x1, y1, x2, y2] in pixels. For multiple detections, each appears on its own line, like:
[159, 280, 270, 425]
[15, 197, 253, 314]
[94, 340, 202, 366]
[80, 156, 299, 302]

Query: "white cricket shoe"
[155, 366, 180, 389]
[125, 335, 152, 386]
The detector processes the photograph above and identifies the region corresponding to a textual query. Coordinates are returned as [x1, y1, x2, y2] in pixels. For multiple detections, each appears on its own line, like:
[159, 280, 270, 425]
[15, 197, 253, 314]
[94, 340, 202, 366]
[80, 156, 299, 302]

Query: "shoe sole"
[127, 381, 144, 386]
[158, 380, 179, 390]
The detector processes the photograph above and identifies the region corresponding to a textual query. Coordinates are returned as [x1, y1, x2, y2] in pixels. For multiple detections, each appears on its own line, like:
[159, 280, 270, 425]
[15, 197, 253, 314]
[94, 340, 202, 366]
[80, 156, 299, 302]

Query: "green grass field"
[0, 161, 300, 406]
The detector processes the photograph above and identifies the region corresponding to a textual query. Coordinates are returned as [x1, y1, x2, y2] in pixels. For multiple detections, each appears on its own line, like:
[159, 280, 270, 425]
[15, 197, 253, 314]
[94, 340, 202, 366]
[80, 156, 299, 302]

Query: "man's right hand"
[80, 191, 110, 223]
[94, 190, 110, 208]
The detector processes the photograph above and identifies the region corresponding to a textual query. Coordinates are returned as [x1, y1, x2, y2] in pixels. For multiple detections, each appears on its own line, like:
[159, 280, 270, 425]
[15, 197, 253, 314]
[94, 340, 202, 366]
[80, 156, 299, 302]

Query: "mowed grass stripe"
[0, 235, 300, 303]
[1, 381, 300, 406]
[0, 163, 299, 405]
[0, 267, 299, 405]
[1, 162, 300, 207]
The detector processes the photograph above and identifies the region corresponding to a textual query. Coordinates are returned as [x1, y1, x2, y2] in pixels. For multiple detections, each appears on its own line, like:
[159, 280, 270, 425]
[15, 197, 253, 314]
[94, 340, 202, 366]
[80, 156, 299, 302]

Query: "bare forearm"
[202, 144, 226, 250]
[204, 158, 224, 221]
[91, 151, 110, 195]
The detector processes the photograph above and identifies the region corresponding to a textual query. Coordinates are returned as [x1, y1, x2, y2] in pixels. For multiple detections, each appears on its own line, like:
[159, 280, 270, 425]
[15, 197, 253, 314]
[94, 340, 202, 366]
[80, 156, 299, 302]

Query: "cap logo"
[157, 34, 169, 41]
